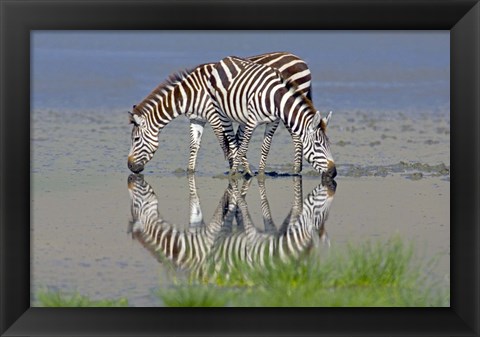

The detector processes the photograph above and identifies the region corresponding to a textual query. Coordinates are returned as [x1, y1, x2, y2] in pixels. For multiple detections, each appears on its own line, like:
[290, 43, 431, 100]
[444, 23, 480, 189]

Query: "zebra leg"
[188, 120, 207, 173]
[231, 122, 256, 176]
[235, 124, 244, 147]
[240, 176, 253, 197]
[209, 115, 238, 169]
[291, 175, 304, 219]
[291, 133, 303, 174]
[258, 120, 280, 174]
[236, 125, 256, 175]
[257, 176, 276, 233]
[279, 175, 303, 233]
[233, 178, 253, 229]
[187, 173, 204, 227]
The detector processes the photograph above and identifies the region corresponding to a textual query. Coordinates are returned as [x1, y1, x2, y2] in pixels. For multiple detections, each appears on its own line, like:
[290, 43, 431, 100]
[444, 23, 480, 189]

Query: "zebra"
[257, 176, 304, 234]
[127, 173, 335, 282]
[208, 56, 336, 177]
[127, 52, 312, 174]
[206, 176, 335, 276]
[128, 173, 232, 274]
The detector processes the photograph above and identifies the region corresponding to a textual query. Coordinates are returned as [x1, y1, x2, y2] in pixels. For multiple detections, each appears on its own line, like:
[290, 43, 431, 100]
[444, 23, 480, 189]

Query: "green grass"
[157, 237, 449, 307]
[34, 237, 449, 307]
[159, 285, 231, 307]
[36, 290, 129, 307]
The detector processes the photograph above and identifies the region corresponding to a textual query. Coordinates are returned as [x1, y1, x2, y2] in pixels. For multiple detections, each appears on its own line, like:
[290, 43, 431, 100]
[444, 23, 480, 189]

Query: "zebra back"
[247, 51, 312, 100]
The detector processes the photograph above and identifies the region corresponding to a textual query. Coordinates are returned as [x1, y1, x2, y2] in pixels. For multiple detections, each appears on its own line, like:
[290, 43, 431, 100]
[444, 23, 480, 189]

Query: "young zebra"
[127, 52, 312, 174]
[208, 56, 336, 177]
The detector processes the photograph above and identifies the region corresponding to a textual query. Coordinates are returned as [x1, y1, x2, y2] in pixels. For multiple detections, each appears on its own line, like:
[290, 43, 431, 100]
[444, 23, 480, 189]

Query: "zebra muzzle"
[127, 173, 145, 189]
[326, 160, 337, 178]
[128, 156, 144, 174]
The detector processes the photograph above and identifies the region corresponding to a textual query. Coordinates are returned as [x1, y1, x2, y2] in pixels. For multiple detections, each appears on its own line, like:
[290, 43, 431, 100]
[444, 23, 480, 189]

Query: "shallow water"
[31, 172, 449, 306]
[31, 31, 450, 306]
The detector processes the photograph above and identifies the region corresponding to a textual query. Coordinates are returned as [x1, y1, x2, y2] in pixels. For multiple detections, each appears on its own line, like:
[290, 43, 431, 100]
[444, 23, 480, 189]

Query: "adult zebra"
[208, 56, 336, 177]
[127, 52, 312, 174]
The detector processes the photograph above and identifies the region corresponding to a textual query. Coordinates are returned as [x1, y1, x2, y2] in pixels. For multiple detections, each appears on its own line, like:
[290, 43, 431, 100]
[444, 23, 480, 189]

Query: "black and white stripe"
[127, 174, 232, 276]
[208, 56, 336, 176]
[127, 52, 312, 174]
[208, 176, 335, 274]
[127, 173, 335, 281]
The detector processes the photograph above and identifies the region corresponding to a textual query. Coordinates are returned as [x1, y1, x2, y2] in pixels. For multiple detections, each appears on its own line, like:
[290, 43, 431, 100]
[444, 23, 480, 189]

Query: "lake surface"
[31, 31, 450, 306]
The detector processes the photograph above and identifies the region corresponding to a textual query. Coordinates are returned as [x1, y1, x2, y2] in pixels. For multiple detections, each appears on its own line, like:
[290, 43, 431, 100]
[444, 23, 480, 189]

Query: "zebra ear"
[128, 111, 136, 125]
[133, 114, 143, 126]
[320, 111, 333, 132]
[128, 112, 137, 126]
[129, 113, 143, 127]
[309, 111, 322, 133]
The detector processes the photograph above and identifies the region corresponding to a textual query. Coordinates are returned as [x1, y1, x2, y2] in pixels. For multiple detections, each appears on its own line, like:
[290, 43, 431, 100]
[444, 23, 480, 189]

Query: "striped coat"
[127, 52, 312, 174]
[208, 56, 336, 176]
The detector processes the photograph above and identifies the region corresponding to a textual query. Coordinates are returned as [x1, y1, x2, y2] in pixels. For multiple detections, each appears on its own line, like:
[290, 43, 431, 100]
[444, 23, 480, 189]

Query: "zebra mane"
[133, 67, 196, 115]
[165, 68, 195, 88]
[279, 73, 318, 120]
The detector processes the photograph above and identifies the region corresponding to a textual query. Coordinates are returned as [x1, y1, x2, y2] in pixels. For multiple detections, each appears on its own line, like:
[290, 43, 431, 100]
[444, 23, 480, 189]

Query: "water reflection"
[127, 174, 336, 279]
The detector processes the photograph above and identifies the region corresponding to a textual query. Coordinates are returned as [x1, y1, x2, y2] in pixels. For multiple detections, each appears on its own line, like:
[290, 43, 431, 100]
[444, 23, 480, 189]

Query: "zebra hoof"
[243, 169, 255, 179]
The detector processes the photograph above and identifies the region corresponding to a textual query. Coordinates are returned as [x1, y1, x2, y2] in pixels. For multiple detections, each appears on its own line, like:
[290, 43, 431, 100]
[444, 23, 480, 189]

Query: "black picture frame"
[1, 0, 479, 336]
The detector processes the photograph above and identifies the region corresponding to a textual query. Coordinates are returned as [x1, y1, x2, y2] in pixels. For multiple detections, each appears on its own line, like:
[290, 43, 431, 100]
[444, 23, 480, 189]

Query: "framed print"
[1, 0, 479, 336]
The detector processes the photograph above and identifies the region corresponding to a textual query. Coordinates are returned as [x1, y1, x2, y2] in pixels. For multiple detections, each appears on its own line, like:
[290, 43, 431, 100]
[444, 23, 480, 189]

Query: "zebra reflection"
[127, 174, 335, 279]
[128, 174, 233, 275]
[214, 176, 335, 274]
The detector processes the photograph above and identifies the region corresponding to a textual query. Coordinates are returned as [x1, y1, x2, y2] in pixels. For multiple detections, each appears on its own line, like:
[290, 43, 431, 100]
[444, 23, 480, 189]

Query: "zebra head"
[303, 111, 336, 178]
[127, 110, 159, 173]
[295, 176, 336, 247]
[127, 173, 159, 234]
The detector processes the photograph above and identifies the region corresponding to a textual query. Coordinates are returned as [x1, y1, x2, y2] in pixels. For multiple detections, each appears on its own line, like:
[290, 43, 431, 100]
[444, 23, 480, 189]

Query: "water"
[32, 31, 449, 116]
[31, 31, 450, 306]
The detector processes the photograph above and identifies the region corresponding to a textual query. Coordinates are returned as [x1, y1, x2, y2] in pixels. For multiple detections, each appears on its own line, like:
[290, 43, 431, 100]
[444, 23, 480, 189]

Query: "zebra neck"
[278, 97, 315, 141]
[275, 89, 315, 140]
[155, 88, 186, 130]
[136, 81, 190, 133]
